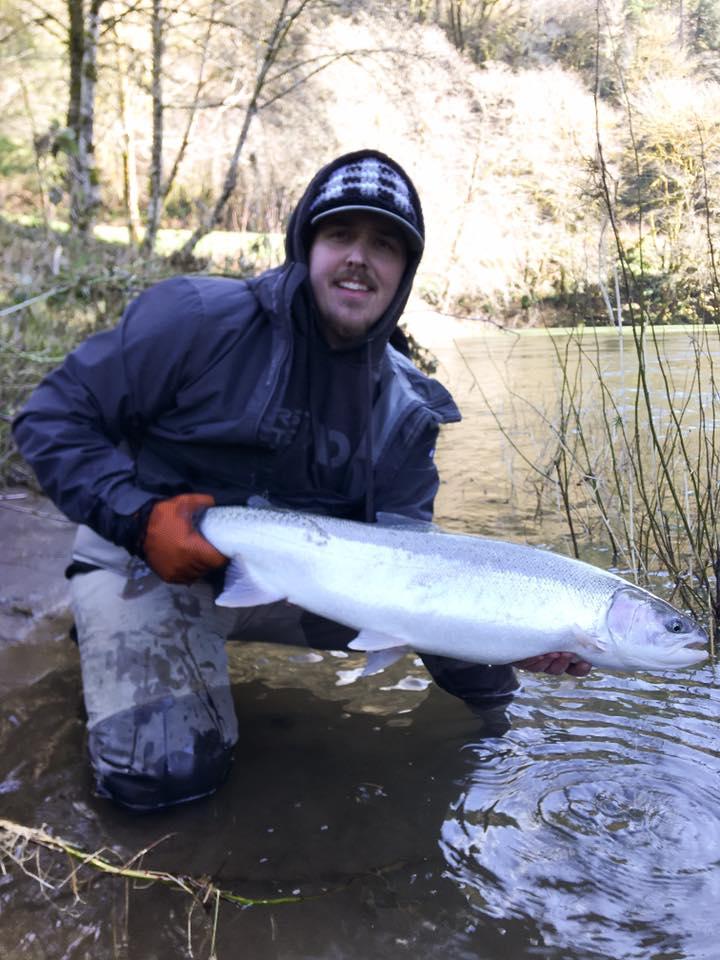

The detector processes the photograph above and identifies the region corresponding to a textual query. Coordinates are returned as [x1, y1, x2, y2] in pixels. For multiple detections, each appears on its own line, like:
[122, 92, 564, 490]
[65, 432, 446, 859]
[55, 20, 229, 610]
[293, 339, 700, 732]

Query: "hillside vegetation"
[4, 0, 720, 320]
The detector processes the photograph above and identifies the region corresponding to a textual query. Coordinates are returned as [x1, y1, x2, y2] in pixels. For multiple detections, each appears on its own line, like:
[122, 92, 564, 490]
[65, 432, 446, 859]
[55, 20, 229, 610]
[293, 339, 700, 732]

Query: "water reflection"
[0, 646, 520, 960]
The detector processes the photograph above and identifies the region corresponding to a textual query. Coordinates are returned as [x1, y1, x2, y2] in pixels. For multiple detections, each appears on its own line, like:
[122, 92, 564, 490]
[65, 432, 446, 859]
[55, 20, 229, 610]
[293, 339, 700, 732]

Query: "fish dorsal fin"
[375, 512, 437, 532]
[215, 559, 286, 608]
[349, 630, 412, 676]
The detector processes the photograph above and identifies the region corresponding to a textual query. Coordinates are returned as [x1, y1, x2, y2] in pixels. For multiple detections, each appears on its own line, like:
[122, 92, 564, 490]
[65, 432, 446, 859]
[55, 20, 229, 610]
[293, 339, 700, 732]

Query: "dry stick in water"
[0, 818, 305, 908]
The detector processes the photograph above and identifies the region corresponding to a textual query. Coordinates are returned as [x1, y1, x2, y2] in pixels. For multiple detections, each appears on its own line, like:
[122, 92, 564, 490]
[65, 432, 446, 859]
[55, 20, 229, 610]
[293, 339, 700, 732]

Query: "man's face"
[308, 211, 408, 349]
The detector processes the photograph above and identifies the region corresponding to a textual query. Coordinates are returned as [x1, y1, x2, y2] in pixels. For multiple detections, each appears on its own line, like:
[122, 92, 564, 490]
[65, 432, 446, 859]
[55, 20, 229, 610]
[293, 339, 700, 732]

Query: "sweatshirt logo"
[269, 407, 352, 470]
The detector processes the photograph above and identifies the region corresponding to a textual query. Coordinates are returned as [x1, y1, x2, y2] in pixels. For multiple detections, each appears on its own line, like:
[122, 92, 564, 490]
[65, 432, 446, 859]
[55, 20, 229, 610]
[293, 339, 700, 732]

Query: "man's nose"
[344, 236, 369, 264]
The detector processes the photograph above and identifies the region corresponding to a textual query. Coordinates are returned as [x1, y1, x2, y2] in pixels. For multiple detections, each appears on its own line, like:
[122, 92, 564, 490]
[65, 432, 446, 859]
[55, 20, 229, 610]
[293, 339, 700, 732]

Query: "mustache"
[333, 269, 377, 290]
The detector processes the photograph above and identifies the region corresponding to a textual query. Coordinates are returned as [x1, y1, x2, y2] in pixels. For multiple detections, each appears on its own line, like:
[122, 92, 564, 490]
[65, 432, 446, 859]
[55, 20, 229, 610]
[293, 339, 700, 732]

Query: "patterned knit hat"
[308, 154, 424, 253]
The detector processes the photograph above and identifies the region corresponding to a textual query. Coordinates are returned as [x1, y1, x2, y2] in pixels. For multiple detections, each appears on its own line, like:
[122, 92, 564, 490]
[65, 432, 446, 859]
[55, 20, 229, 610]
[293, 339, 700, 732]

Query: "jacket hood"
[284, 149, 425, 356]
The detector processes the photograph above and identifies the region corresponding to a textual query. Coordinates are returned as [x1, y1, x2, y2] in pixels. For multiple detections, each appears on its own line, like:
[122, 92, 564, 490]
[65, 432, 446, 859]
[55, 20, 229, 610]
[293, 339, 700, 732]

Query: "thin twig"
[0, 819, 306, 908]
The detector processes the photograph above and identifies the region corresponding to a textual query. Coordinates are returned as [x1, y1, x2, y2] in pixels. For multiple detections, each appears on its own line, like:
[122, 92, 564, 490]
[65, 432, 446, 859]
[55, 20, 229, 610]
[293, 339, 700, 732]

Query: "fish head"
[603, 586, 708, 670]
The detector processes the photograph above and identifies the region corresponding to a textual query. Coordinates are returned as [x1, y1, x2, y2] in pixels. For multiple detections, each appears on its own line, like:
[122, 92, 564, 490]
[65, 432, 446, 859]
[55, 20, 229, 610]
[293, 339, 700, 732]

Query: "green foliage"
[692, 0, 720, 53]
[624, 0, 653, 21]
[163, 189, 193, 223]
[0, 136, 32, 176]
[619, 269, 719, 324]
[164, 184, 212, 224]
[400, 324, 438, 374]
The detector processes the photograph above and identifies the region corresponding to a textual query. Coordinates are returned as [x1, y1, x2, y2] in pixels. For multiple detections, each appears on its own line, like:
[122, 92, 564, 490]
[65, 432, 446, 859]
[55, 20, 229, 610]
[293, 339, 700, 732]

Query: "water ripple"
[440, 667, 720, 959]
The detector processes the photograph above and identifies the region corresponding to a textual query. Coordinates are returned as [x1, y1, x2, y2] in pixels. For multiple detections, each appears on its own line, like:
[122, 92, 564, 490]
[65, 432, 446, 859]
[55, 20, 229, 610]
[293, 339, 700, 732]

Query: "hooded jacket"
[12, 150, 461, 552]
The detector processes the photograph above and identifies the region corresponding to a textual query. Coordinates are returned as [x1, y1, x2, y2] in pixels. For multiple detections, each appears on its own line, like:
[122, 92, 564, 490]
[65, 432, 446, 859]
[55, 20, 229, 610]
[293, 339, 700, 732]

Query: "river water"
[1, 326, 718, 960]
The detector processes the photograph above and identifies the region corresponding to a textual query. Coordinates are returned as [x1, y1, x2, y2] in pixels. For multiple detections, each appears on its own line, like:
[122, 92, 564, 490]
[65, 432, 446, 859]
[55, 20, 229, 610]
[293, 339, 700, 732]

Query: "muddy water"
[1, 328, 719, 960]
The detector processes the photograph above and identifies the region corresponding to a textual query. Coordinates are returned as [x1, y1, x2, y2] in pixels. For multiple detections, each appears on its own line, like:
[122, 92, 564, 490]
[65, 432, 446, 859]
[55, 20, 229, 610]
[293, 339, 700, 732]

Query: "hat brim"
[310, 205, 424, 253]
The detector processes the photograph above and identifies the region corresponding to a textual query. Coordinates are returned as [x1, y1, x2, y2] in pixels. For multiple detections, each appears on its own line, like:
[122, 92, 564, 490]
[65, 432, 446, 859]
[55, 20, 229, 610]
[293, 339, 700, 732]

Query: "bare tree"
[141, 0, 164, 252]
[172, 0, 394, 260]
[141, 0, 220, 253]
[405, 0, 520, 62]
[112, 25, 142, 243]
[174, 0, 316, 260]
[66, 0, 105, 235]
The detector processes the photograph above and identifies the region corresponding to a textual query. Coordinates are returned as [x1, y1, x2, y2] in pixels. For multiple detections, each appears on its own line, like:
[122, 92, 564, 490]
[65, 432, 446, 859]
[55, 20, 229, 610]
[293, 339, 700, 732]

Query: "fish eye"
[665, 617, 686, 634]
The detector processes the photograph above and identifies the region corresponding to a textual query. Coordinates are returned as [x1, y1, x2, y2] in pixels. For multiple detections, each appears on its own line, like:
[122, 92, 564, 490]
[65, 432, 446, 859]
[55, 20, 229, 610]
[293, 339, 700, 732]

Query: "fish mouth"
[686, 640, 707, 651]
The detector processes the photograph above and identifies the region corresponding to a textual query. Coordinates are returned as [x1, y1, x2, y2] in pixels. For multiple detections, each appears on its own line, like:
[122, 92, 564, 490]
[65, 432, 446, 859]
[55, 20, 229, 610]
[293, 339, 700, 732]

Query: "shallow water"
[2, 327, 719, 959]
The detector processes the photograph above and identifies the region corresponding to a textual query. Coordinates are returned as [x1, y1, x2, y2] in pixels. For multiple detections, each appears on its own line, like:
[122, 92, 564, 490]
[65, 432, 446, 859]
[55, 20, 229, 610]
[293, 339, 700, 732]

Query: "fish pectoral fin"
[348, 630, 412, 676]
[362, 649, 410, 676]
[215, 559, 286, 608]
[570, 624, 606, 657]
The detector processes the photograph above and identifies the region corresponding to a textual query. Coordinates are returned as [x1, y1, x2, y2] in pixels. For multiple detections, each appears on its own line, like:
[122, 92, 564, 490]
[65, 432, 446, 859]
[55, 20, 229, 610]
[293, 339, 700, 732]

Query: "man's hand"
[143, 493, 228, 584]
[513, 652, 592, 677]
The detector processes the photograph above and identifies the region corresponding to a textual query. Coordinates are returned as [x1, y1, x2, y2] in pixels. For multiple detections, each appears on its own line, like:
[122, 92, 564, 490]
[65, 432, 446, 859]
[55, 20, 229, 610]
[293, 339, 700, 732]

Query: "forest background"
[3, 0, 720, 487]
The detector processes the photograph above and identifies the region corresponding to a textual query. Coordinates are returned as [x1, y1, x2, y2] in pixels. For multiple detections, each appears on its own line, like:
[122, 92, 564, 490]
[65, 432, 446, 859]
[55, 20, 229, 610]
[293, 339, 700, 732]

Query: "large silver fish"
[199, 505, 708, 673]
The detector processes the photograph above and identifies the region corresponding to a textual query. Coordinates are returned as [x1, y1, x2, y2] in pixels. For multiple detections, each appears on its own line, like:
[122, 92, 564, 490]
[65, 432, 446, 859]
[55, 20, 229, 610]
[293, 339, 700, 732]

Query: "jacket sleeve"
[373, 424, 441, 522]
[11, 277, 208, 549]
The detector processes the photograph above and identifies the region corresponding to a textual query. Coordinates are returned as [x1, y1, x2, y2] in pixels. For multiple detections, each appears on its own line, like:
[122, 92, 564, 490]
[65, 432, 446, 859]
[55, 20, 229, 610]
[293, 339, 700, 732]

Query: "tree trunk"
[67, 0, 84, 135]
[116, 40, 141, 245]
[448, 0, 465, 52]
[20, 79, 50, 233]
[141, 0, 220, 254]
[67, 0, 104, 235]
[142, 0, 164, 254]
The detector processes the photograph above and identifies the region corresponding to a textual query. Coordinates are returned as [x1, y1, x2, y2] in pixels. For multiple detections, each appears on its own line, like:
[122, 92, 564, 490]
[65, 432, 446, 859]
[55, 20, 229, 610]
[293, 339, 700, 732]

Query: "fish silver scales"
[199, 505, 708, 673]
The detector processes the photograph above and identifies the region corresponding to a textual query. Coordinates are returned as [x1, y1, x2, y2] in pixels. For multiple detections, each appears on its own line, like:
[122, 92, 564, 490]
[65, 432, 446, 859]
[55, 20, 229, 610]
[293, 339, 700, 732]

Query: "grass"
[11, 214, 285, 270]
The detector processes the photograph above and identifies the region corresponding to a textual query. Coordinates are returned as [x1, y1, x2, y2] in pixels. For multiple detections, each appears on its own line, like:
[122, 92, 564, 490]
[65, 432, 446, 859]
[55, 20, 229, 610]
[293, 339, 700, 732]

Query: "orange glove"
[142, 493, 228, 584]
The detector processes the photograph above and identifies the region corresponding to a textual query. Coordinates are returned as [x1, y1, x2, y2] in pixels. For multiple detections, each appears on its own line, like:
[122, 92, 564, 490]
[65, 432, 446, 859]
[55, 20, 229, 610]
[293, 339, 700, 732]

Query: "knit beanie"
[308, 153, 424, 253]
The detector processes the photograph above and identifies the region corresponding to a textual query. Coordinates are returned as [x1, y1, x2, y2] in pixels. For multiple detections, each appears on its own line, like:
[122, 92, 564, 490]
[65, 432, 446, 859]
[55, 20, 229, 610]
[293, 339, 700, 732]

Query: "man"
[13, 150, 589, 811]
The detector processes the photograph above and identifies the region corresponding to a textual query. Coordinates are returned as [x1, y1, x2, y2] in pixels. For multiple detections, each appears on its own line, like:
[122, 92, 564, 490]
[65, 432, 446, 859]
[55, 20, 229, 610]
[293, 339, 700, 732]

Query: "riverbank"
[0, 490, 76, 651]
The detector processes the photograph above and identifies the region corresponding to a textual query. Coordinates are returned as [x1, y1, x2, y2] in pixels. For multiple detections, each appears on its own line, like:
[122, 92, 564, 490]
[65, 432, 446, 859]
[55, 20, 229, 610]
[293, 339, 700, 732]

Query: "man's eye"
[377, 236, 399, 252]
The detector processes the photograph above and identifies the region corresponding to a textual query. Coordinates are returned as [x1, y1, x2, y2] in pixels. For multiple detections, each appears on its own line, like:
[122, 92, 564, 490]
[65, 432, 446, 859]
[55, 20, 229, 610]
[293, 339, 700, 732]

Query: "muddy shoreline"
[0, 490, 76, 651]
